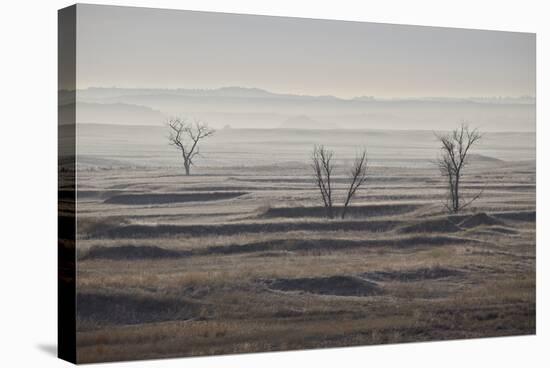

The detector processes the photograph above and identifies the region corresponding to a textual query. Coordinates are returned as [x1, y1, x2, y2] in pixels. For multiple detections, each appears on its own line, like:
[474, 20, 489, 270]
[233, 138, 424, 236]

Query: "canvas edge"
[58, 4, 77, 364]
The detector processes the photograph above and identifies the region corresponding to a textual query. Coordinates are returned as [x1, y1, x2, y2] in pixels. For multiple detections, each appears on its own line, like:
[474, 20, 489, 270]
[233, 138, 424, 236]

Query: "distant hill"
[468, 154, 505, 164]
[72, 87, 536, 131]
[60, 102, 166, 125]
[75, 87, 535, 105]
[76, 86, 285, 100]
[279, 115, 335, 130]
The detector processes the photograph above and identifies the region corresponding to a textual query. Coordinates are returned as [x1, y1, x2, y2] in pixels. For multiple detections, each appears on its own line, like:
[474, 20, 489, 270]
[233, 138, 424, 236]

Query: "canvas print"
[58, 4, 536, 364]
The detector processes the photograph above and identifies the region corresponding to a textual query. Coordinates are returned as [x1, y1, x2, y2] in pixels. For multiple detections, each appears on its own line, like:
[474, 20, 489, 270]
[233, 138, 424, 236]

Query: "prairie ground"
[74, 127, 535, 363]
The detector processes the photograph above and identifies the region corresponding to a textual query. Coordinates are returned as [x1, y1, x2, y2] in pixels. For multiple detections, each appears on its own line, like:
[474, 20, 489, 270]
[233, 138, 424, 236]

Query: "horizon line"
[66, 85, 537, 102]
[73, 122, 536, 134]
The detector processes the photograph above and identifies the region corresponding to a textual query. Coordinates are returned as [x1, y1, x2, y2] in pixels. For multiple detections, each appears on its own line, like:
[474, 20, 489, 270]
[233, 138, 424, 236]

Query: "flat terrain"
[74, 127, 535, 363]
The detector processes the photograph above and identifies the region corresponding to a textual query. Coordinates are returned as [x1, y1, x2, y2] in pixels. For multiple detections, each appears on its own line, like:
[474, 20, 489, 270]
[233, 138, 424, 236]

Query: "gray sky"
[76, 4, 535, 99]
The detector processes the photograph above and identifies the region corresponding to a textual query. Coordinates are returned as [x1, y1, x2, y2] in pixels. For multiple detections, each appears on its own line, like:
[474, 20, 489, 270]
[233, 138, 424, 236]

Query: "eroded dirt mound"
[82, 245, 188, 260]
[205, 235, 474, 256]
[104, 192, 246, 205]
[398, 218, 462, 234]
[259, 203, 420, 219]
[493, 210, 535, 223]
[267, 276, 383, 297]
[459, 213, 505, 228]
[362, 267, 464, 282]
[77, 292, 202, 325]
[93, 219, 399, 239]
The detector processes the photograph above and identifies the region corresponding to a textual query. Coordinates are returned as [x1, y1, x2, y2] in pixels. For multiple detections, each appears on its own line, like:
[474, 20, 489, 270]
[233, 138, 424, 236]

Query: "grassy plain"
[74, 127, 535, 363]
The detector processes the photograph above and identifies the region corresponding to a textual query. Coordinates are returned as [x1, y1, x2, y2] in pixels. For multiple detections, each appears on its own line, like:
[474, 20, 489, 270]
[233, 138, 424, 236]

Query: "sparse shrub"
[436, 123, 483, 213]
[311, 145, 335, 218]
[311, 145, 368, 219]
[168, 118, 215, 175]
[342, 149, 368, 219]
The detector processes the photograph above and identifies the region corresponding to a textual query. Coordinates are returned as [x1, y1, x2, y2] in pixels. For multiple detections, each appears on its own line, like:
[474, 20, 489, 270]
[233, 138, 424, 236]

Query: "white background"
[0, 0, 547, 366]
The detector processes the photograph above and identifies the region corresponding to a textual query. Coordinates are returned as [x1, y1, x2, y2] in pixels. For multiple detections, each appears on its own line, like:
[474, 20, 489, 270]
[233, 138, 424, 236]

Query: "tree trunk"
[447, 175, 457, 213]
[184, 161, 190, 176]
[341, 198, 351, 219]
[341, 207, 347, 219]
[453, 173, 460, 212]
[325, 189, 333, 219]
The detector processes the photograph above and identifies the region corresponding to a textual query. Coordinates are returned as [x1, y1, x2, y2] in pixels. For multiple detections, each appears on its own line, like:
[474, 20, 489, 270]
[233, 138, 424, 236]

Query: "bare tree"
[436, 124, 482, 213]
[168, 118, 215, 175]
[341, 149, 368, 219]
[311, 145, 335, 219]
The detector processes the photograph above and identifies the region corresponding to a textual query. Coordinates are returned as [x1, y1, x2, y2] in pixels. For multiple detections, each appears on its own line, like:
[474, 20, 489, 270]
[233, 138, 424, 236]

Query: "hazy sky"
[76, 4, 535, 99]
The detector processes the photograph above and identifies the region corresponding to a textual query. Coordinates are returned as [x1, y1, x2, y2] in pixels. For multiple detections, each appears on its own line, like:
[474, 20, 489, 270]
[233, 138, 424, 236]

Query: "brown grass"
[74, 162, 535, 363]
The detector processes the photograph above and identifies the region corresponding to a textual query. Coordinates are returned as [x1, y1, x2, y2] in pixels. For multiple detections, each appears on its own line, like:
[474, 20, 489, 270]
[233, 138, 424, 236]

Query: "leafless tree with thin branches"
[436, 124, 483, 213]
[168, 118, 215, 176]
[311, 145, 335, 219]
[341, 149, 368, 219]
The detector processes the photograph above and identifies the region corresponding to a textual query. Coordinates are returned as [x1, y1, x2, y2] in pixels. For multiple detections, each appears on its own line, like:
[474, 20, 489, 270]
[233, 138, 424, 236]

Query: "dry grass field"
[74, 126, 535, 363]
